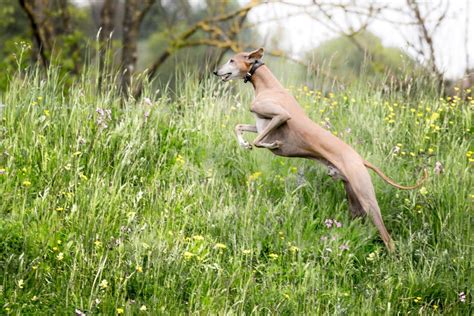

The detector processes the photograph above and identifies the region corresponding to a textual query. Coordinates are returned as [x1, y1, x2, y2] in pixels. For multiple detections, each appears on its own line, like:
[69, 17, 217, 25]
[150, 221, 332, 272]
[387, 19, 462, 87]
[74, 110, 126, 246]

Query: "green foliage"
[308, 31, 419, 84]
[0, 62, 472, 314]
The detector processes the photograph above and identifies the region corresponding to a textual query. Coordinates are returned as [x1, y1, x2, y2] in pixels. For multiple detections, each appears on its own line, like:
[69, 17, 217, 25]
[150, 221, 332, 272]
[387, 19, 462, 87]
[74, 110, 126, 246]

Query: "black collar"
[244, 60, 265, 83]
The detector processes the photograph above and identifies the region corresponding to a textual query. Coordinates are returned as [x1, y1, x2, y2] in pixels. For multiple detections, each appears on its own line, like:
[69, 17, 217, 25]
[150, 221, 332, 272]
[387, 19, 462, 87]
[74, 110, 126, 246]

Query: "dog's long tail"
[364, 161, 428, 190]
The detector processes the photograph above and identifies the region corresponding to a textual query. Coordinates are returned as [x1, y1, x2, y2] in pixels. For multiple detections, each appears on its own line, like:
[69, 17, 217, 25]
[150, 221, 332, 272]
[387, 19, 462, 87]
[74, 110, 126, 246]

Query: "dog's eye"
[229, 59, 234, 63]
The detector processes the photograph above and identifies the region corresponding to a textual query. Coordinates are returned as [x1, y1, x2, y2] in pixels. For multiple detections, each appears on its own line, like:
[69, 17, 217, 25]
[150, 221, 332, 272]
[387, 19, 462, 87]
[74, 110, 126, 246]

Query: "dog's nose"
[213, 70, 218, 76]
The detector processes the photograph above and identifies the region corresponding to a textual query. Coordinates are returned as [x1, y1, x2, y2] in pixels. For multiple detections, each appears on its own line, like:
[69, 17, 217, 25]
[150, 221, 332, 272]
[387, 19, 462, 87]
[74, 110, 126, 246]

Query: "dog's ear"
[248, 47, 264, 61]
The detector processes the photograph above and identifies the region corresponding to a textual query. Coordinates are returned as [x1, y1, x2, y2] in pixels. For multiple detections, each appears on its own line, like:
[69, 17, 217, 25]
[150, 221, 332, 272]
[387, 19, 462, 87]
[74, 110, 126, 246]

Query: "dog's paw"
[239, 141, 252, 150]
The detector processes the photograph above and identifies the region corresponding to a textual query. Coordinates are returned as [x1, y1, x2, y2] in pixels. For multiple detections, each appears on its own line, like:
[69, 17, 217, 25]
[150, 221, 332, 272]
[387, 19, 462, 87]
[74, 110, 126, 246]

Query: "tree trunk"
[121, 0, 155, 97]
[121, 0, 139, 96]
[19, 0, 49, 67]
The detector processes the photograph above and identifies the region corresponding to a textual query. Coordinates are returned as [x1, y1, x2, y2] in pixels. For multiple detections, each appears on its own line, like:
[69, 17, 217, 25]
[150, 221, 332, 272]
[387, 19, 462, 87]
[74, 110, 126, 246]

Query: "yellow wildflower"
[289, 246, 300, 253]
[419, 187, 428, 195]
[136, 265, 143, 273]
[214, 243, 227, 250]
[56, 207, 64, 212]
[183, 251, 194, 260]
[57, 252, 64, 261]
[117, 308, 124, 314]
[43, 110, 50, 117]
[242, 249, 252, 254]
[430, 112, 440, 121]
[99, 279, 108, 289]
[94, 240, 102, 248]
[367, 252, 377, 261]
[269, 253, 279, 260]
[248, 171, 262, 181]
[22, 180, 32, 187]
[192, 235, 204, 241]
[18, 279, 24, 289]
[175, 154, 185, 165]
[140, 305, 147, 311]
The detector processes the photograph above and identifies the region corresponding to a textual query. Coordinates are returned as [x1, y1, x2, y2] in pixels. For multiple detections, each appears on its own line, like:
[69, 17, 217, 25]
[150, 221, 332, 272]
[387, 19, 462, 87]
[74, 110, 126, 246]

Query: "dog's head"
[213, 48, 264, 82]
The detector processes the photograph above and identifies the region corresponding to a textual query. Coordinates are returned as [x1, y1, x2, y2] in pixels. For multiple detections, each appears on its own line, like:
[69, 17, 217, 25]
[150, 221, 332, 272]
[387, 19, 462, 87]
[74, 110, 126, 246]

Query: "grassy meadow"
[0, 63, 472, 315]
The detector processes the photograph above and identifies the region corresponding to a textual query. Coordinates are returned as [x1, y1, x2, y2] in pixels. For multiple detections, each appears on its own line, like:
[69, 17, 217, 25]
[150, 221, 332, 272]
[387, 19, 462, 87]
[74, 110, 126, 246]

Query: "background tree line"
[0, 0, 471, 98]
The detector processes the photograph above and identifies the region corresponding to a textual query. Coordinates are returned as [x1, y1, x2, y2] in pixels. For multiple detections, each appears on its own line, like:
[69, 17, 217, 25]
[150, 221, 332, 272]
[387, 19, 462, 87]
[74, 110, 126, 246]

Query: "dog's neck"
[249, 65, 285, 95]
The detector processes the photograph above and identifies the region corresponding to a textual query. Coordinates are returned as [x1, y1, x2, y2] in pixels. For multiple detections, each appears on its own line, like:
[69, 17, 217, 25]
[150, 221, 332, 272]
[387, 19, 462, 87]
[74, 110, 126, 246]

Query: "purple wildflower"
[339, 244, 349, 251]
[324, 219, 333, 228]
[459, 292, 466, 303]
[143, 97, 152, 106]
[335, 221, 342, 228]
[434, 161, 444, 175]
[96, 108, 111, 129]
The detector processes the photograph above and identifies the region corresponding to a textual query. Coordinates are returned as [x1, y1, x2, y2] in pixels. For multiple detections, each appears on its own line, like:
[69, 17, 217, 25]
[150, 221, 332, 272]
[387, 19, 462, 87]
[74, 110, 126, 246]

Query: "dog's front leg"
[252, 102, 291, 149]
[235, 124, 257, 149]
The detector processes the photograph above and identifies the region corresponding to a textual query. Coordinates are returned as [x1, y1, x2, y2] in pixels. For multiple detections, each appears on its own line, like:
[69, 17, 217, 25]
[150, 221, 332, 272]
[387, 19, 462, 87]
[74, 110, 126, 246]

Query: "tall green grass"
[0, 62, 472, 315]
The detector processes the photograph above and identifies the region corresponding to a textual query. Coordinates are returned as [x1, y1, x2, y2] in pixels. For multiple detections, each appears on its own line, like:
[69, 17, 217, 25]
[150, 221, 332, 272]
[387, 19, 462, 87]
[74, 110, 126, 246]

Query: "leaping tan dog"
[213, 48, 427, 252]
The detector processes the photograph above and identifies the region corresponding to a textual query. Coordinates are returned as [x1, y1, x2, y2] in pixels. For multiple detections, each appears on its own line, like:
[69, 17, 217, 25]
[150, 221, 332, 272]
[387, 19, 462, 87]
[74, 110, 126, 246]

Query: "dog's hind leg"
[343, 181, 366, 218]
[342, 166, 395, 252]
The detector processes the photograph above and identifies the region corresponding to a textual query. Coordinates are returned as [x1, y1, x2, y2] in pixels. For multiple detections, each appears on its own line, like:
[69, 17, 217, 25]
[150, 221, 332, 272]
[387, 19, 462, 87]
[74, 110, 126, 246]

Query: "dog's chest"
[254, 114, 270, 133]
